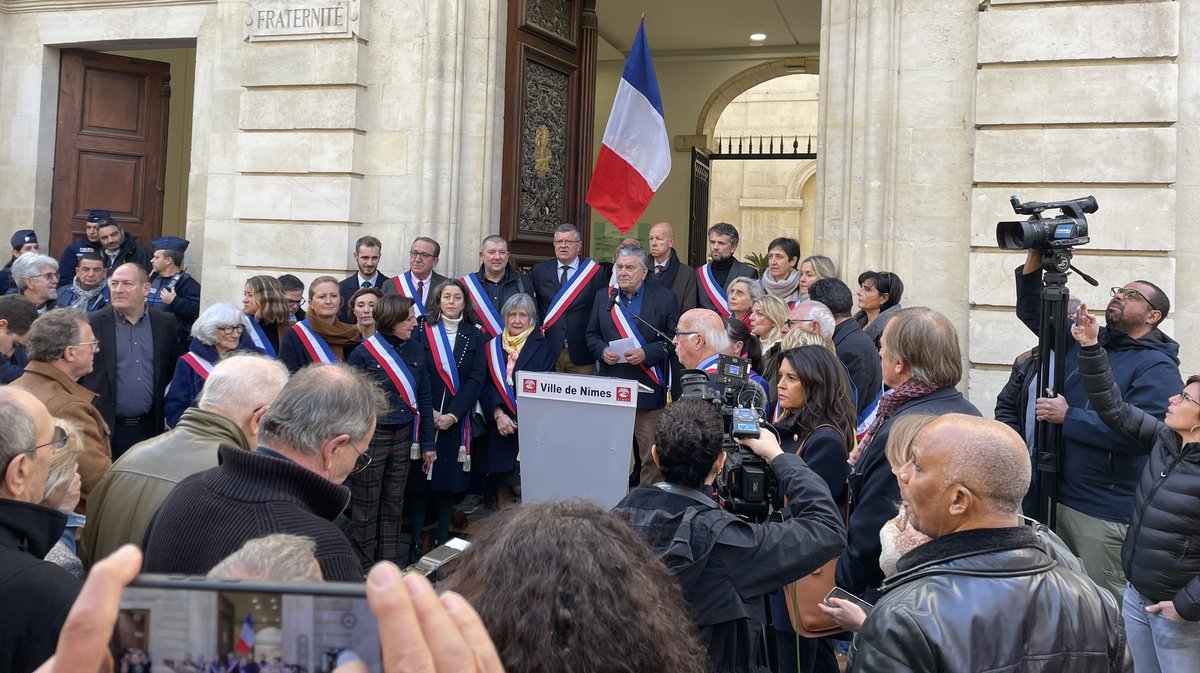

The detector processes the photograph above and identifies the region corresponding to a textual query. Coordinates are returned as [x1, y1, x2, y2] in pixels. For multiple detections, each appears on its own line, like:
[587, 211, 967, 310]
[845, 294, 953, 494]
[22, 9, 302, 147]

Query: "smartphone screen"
[117, 576, 380, 673]
[823, 586, 875, 615]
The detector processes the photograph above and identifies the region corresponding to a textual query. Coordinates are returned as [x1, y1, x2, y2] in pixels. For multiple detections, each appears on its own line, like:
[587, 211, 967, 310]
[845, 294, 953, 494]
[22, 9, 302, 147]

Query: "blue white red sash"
[610, 302, 662, 386]
[363, 334, 424, 454]
[698, 353, 720, 374]
[461, 273, 503, 338]
[246, 318, 276, 358]
[291, 320, 336, 364]
[392, 272, 428, 317]
[182, 353, 214, 380]
[772, 402, 784, 424]
[542, 259, 600, 331]
[486, 336, 518, 415]
[424, 322, 459, 394]
[697, 264, 731, 317]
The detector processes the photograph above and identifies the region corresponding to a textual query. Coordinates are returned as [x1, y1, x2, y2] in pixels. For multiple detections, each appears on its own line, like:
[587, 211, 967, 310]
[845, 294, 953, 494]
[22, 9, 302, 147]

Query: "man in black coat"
[338, 235, 390, 323]
[646, 221, 698, 311]
[531, 224, 607, 374]
[79, 263, 179, 460]
[809, 278, 883, 420]
[586, 247, 679, 485]
[0, 388, 81, 673]
[381, 236, 447, 327]
[847, 414, 1130, 672]
[695, 222, 758, 317]
[142, 364, 385, 582]
[96, 219, 151, 276]
[462, 235, 534, 338]
[837, 307, 980, 604]
[146, 236, 201, 351]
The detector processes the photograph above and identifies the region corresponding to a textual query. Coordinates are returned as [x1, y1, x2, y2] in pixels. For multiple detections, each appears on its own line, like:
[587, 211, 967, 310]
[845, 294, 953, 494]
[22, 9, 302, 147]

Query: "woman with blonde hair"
[41, 418, 85, 579]
[279, 275, 361, 372]
[751, 294, 790, 387]
[242, 274, 291, 357]
[798, 255, 837, 301]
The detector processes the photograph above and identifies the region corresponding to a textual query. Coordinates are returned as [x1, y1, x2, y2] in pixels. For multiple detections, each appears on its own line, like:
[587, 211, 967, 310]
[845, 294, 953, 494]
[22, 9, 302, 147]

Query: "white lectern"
[516, 370, 638, 508]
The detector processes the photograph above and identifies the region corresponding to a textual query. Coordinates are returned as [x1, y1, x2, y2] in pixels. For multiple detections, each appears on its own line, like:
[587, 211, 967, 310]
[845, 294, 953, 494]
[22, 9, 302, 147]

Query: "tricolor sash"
[392, 272, 428, 316]
[424, 322, 459, 394]
[182, 353, 214, 380]
[542, 259, 600, 331]
[486, 336, 518, 415]
[462, 273, 503, 337]
[697, 264, 731, 317]
[291, 320, 337, 364]
[363, 334, 424, 457]
[610, 302, 662, 386]
[772, 402, 784, 424]
[246, 318, 276, 358]
[698, 353, 721, 374]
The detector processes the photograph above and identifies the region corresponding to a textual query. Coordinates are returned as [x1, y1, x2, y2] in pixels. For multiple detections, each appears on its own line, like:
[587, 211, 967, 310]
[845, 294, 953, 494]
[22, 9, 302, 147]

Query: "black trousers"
[111, 414, 156, 460]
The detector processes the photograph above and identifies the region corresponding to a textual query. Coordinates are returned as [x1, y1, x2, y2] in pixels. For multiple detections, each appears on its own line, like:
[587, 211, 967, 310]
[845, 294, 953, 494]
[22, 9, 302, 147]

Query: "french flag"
[235, 612, 255, 655]
[586, 19, 670, 233]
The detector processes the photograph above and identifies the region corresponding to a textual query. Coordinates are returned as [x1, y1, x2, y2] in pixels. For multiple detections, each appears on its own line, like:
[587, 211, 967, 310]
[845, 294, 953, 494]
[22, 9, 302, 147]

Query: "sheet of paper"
[608, 337, 639, 363]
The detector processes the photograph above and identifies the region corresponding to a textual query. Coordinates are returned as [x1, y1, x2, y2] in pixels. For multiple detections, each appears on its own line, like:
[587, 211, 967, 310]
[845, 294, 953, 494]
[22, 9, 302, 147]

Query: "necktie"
[361, 281, 370, 289]
[560, 265, 569, 286]
[655, 264, 664, 277]
[417, 279, 425, 301]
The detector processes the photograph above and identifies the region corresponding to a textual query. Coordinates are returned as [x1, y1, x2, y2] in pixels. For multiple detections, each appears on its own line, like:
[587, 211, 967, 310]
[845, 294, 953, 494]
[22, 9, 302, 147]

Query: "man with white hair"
[783, 299, 835, 338]
[141, 363, 386, 580]
[847, 414, 1131, 672]
[671, 308, 731, 372]
[11, 252, 59, 314]
[80, 353, 289, 567]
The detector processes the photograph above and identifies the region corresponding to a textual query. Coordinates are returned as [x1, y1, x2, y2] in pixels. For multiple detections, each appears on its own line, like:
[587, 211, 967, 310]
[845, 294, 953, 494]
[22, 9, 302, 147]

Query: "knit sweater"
[141, 445, 362, 581]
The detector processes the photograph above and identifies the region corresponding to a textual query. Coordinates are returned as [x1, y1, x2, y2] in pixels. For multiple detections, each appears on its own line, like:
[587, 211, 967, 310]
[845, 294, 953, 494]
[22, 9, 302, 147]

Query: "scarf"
[759, 268, 801, 302]
[306, 312, 361, 360]
[69, 278, 105, 310]
[850, 378, 939, 466]
[502, 326, 534, 382]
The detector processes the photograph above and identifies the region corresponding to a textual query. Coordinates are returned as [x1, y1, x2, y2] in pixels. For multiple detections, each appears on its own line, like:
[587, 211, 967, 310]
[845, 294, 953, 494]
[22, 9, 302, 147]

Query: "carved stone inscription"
[245, 1, 361, 41]
[519, 60, 569, 235]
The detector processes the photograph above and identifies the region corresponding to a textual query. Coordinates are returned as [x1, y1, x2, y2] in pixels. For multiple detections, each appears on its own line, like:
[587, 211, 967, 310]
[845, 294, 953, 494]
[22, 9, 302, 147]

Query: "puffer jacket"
[1078, 343, 1200, 620]
[848, 526, 1131, 672]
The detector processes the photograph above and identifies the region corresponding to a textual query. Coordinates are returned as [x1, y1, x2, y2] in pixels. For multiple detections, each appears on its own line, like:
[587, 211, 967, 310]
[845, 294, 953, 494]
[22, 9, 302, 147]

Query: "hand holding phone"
[817, 587, 874, 633]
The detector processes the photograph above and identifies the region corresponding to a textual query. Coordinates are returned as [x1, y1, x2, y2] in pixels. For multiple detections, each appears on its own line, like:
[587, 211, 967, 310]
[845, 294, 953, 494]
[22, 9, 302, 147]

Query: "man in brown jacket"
[10, 308, 109, 512]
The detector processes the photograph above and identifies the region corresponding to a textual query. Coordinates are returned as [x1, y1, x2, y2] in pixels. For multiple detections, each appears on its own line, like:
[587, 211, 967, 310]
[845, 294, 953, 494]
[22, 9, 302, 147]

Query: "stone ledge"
[977, 63, 1178, 125]
[978, 2, 1179, 63]
[974, 128, 1176, 184]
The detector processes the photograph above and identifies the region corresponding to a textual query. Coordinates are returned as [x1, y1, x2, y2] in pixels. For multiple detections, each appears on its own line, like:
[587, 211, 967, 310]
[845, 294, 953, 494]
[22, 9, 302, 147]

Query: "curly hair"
[425, 278, 479, 326]
[445, 500, 709, 673]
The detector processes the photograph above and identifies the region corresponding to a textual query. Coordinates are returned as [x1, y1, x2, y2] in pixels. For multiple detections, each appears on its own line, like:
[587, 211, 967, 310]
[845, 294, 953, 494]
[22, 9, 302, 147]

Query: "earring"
[1190, 424, 1200, 435]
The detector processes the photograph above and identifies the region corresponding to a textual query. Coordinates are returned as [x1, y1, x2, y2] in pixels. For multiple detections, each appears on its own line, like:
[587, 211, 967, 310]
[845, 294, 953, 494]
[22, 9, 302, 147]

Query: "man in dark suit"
[462, 235, 534, 338]
[532, 224, 607, 375]
[79, 263, 179, 460]
[695, 222, 758, 317]
[381, 236, 447, 326]
[646, 221, 697, 311]
[809, 277, 883, 420]
[586, 247, 679, 485]
[338, 235, 390, 323]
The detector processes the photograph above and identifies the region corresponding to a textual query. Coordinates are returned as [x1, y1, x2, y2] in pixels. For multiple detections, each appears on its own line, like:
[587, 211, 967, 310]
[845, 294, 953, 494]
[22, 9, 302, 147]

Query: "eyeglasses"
[347, 440, 373, 475]
[34, 271, 59, 282]
[286, 298, 306, 309]
[218, 324, 246, 335]
[1110, 286, 1161, 312]
[73, 339, 100, 352]
[784, 318, 817, 329]
[672, 331, 700, 341]
[553, 239, 581, 247]
[2, 426, 70, 475]
[1179, 391, 1200, 408]
[409, 250, 437, 260]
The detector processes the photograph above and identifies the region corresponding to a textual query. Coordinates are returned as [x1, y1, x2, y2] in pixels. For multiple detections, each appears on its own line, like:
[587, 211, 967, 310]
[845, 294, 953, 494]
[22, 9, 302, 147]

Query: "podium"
[516, 370, 638, 508]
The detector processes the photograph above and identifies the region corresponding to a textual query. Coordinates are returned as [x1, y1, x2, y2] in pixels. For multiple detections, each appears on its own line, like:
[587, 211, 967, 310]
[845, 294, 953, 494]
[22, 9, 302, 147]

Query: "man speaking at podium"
[586, 247, 679, 485]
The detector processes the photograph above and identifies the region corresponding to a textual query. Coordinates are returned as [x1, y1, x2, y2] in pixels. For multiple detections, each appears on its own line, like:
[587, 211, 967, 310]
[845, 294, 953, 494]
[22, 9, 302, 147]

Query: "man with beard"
[1015, 249, 1182, 601]
[695, 222, 757, 318]
[338, 235, 390, 323]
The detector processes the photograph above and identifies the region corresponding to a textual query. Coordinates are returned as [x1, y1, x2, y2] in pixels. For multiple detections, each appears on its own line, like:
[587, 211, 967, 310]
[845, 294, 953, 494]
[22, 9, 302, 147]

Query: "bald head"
[0, 387, 53, 502]
[675, 309, 730, 369]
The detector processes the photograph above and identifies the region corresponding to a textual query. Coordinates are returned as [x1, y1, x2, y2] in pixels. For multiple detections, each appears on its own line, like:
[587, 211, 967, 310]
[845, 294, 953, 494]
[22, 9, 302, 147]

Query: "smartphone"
[1076, 306, 1085, 324]
[117, 575, 380, 673]
[823, 586, 874, 615]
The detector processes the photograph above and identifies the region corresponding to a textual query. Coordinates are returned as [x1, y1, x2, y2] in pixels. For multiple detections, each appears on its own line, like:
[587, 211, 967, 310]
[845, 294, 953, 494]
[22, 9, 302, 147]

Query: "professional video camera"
[678, 354, 775, 521]
[996, 195, 1096, 255]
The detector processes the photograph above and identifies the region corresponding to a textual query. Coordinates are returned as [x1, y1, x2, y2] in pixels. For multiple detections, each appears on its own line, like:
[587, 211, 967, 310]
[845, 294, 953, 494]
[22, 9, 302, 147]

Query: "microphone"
[614, 299, 676, 346]
[607, 286, 619, 311]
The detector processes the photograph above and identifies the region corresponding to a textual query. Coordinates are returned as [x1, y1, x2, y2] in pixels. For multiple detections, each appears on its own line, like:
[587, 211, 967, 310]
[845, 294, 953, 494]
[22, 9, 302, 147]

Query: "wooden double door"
[49, 49, 170, 257]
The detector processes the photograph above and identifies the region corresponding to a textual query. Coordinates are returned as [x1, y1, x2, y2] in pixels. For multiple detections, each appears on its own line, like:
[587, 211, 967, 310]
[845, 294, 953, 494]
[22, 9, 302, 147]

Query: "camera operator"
[613, 398, 845, 673]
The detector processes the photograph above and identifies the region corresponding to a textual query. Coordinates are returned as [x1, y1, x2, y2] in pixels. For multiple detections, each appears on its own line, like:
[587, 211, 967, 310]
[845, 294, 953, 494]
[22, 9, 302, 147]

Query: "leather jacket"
[849, 526, 1131, 672]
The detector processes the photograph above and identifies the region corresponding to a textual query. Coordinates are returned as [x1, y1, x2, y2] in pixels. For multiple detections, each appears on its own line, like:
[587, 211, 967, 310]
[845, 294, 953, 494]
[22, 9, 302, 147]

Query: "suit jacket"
[647, 248, 699, 312]
[531, 257, 607, 365]
[381, 270, 449, 326]
[832, 319, 883, 418]
[79, 306, 180, 434]
[337, 272, 390, 324]
[585, 283, 680, 410]
[695, 258, 759, 314]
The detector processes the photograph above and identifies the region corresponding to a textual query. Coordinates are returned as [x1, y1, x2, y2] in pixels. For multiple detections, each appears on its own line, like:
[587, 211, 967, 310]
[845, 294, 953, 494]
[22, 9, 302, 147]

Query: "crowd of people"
[0, 212, 1194, 673]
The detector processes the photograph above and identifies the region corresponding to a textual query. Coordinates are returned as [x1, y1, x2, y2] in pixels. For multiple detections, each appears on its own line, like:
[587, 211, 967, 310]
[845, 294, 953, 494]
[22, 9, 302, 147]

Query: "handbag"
[781, 423, 849, 638]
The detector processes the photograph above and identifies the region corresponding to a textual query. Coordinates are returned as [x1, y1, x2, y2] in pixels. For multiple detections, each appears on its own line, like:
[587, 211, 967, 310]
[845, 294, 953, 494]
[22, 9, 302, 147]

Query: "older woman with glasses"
[164, 303, 260, 428]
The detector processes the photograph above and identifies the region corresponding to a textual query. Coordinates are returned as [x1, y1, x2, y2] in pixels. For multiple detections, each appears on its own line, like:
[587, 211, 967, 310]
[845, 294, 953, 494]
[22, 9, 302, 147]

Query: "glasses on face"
[553, 238, 580, 247]
[1179, 391, 1200, 408]
[3, 426, 70, 475]
[347, 441, 373, 475]
[1110, 286, 1161, 312]
[218, 324, 246, 336]
[409, 250, 437, 260]
[286, 298, 306, 309]
[672, 331, 700, 341]
[34, 271, 59, 282]
[73, 339, 100, 352]
[784, 318, 817, 329]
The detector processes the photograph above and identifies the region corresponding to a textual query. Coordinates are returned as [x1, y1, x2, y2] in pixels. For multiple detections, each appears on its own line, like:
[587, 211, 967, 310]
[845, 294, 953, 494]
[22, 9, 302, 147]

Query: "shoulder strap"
[796, 423, 839, 456]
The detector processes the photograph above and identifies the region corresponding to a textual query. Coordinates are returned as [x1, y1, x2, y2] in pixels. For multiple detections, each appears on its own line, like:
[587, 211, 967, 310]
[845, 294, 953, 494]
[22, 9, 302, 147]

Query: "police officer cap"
[151, 235, 189, 252]
[10, 230, 37, 250]
[86, 210, 111, 222]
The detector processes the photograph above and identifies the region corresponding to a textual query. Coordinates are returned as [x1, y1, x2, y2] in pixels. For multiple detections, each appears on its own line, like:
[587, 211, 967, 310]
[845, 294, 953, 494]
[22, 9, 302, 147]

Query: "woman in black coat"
[770, 344, 857, 673]
[407, 279, 486, 560]
[1073, 304, 1200, 672]
[481, 293, 557, 507]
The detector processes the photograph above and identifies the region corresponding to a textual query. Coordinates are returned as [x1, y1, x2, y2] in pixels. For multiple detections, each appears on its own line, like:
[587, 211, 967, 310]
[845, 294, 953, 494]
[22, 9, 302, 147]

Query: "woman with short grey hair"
[11, 253, 59, 313]
[164, 303, 259, 427]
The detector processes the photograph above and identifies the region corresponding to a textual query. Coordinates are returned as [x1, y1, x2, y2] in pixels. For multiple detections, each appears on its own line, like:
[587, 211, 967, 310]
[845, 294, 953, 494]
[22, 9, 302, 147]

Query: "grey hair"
[26, 308, 87, 362]
[615, 246, 651, 271]
[42, 418, 83, 507]
[501, 292, 539, 324]
[11, 253, 58, 290]
[191, 303, 248, 346]
[726, 276, 764, 302]
[207, 534, 321, 581]
[800, 301, 836, 338]
[0, 388, 37, 471]
[697, 316, 732, 354]
[554, 223, 581, 239]
[257, 363, 386, 455]
[198, 353, 290, 418]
